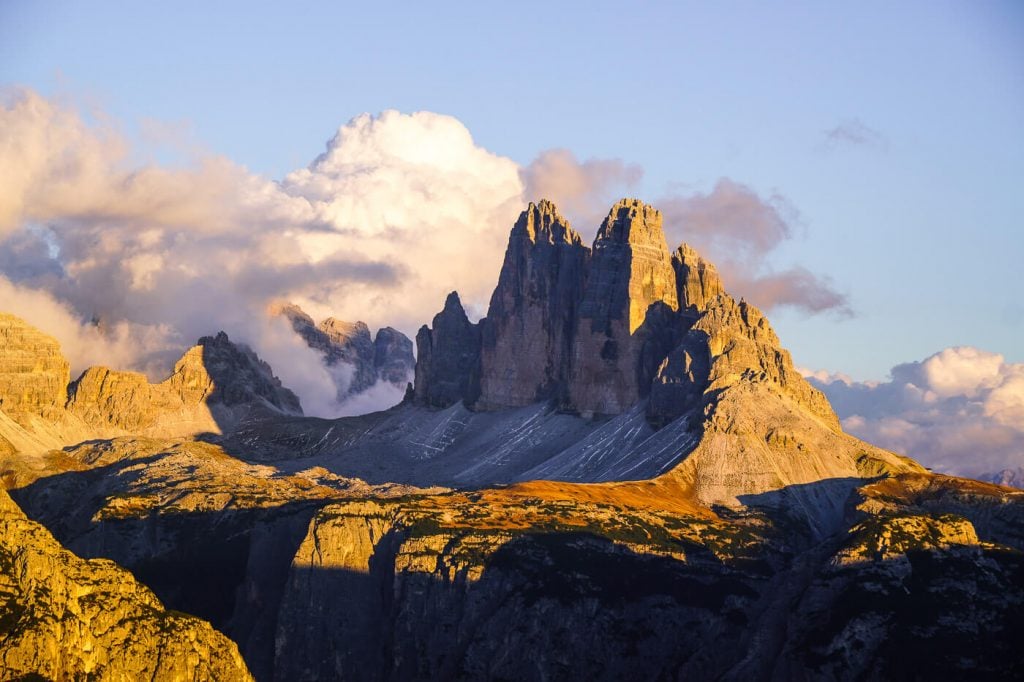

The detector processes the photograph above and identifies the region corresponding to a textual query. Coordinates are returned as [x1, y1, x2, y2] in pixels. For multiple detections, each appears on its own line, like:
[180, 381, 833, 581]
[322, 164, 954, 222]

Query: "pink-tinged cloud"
[661, 179, 852, 316]
[805, 346, 1024, 480]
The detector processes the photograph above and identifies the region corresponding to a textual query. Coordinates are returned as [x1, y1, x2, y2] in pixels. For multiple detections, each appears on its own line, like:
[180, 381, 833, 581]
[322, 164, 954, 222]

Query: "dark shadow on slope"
[10, 459, 325, 682]
[736, 477, 868, 542]
[275, 530, 757, 682]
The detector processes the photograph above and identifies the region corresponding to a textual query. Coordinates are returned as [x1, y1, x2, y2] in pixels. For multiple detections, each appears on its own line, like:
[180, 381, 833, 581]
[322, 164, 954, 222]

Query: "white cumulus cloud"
[805, 347, 1024, 479]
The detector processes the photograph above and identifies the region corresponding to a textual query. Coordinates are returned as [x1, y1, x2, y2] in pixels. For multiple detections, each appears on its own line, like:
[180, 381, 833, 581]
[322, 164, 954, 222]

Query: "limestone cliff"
[0, 313, 70, 426]
[673, 242, 725, 314]
[478, 201, 589, 408]
[568, 199, 680, 416]
[0, 487, 252, 680]
[374, 326, 415, 386]
[66, 331, 302, 438]
[273, 303, 415, 398]
[413, 292, 481, 408]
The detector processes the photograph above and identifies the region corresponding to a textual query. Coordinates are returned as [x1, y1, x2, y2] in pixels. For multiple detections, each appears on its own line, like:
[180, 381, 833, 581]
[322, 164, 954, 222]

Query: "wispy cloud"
[822, 118, 887, 151]
[660, 179, 852, 316]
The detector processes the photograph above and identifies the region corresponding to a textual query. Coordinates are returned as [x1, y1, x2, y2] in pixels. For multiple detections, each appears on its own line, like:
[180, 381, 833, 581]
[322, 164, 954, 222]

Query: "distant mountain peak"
[271, 303, 414, 400]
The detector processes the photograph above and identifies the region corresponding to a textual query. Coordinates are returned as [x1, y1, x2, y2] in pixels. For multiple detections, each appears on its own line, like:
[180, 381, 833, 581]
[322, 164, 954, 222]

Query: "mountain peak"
[515, 200, 583, 247]
[672, 242, 724, 313]
[595, 198, 668, 251]
[442, 291, 468, 318]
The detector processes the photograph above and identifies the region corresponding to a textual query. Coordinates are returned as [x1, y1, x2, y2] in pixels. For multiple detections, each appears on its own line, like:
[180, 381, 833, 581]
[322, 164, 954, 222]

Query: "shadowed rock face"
[374, 327, 415, 385]
[413, 292, 481, 408]
[478, 201, 590, 409]
[273, 303, 415, 398]
[0, 487, 253, 680]
[568, 199, 680, 416]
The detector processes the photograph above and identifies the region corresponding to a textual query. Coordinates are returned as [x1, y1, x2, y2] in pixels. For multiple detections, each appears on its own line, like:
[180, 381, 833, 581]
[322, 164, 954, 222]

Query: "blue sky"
[1, 0, 1022, 380]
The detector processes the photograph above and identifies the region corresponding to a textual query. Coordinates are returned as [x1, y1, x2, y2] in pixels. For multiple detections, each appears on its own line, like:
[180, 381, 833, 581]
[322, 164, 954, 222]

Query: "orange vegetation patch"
[863, 472, 1023, 505]
[476, 478, 713, 518]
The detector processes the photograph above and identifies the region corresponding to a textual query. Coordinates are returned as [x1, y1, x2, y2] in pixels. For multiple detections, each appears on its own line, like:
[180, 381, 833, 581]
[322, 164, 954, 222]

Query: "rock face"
[374, 327, 415, 386]
[413, 292, 481, 408]
[0, 315, 303, 457]
[66, 331, 302, 436]
[274, 303, 415, 398]
[478, 201, 589, 409]
[567, 199, 680, 416]
[414, 199, 685, 414]
[673, 243, 724, 314]
[267, 476, 1024, 681]
[0, 313, 70, 425]
[0, 487, 252, 680]
[167, 331, 302, 414]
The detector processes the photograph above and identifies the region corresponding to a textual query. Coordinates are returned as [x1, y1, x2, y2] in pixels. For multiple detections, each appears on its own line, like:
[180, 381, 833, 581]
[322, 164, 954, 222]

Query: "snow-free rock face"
[478, 201, 589, 409]
[0, 314, 70, 425]
[319, 318, 378, 392]
[374, 327, 415, 386]
[169, 331, 302, 414]
[273, 303, 415, 399]
[414, 199, 687, 415]
[65, 331, 302, 437]
[0, 487, 253, 680]
[568, 199, 680, 416]
[413, 292, 481, 408]
[672, 243, 724, 314]
[0, 317, 303, 458]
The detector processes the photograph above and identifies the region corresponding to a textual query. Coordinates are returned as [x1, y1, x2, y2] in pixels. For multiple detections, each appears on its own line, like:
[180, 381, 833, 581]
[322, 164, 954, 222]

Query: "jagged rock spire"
[477, 200, 590, 409]
[567, 199, 680, 416]
[413, 291, 481, 408]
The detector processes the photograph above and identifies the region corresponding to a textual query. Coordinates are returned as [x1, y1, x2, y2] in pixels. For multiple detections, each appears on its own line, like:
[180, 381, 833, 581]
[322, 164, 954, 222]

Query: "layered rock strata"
[0, 487, 252, 680]
[0, 313, 70, 426]
[478, 200, 589, 408]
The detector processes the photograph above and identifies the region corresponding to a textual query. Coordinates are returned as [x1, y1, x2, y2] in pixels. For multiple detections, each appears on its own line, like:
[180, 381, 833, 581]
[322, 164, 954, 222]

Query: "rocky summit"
[0, 199, 1021, 680]
[273, 302, 415, 400]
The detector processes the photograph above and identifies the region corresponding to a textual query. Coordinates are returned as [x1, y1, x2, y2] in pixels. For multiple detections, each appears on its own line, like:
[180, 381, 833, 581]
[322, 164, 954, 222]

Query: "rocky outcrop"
[415, 199, 686, 416]
[567, 199, 680, 416]
[274, 303, 415, 398]
[66, 366, 179, 432]
[168, 331, 302, 414]
[0, 314, 304, 458]
[374, 327, 415, 386]
[0, 313, 70, 426]
[65, 331, 302, 437]
[413, 292, 481, 408]
[673, 243, 724, 314]
[478, 201, 589, 408]
[273, 489, 761, 681]
[0, 487, 252, 680]
[319, 318, 378, 392]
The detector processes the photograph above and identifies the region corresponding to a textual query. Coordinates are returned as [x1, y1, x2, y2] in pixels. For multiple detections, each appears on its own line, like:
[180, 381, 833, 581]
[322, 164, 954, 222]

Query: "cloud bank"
[805, 347, 1024, 478]
[0, 88, 848, 416]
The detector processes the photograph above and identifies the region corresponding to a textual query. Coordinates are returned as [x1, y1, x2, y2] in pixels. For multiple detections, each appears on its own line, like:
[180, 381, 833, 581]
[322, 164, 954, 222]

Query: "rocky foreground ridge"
[0, 199, 1022, 680]
[0, 485, 251, 680]
[0, 313, 300, 473]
